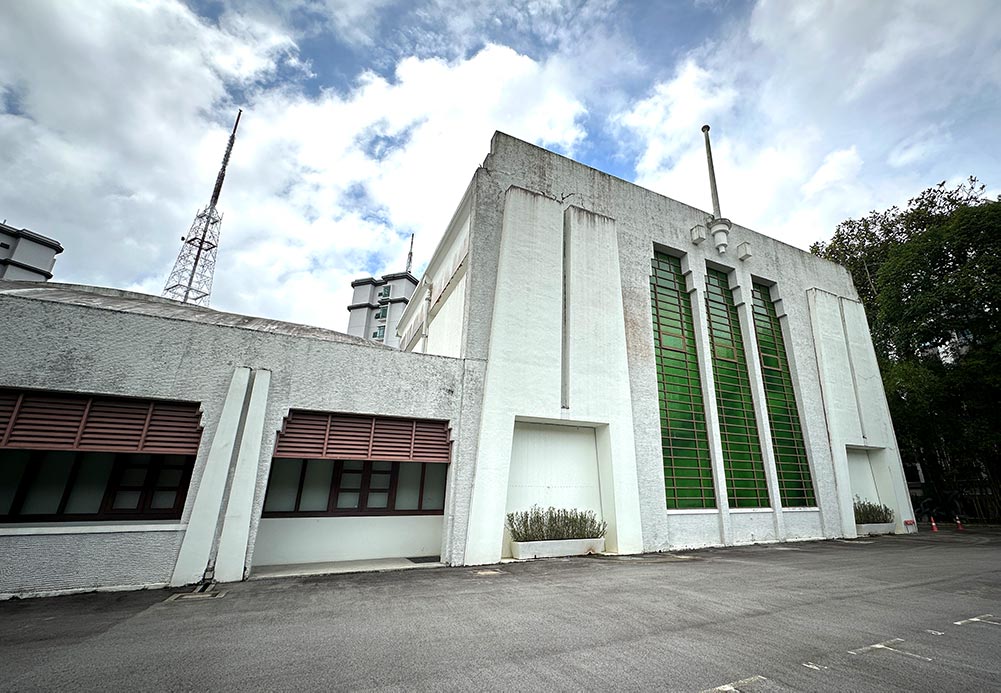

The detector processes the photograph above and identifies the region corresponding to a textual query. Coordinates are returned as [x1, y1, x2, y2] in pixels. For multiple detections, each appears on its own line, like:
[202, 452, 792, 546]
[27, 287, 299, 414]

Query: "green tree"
[812, 180, 1001, 520]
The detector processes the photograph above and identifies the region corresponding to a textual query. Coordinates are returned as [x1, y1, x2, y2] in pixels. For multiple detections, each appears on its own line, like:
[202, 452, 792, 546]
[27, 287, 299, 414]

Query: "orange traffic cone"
[955, 516, 965, 531]
[930, 517, 939, 532]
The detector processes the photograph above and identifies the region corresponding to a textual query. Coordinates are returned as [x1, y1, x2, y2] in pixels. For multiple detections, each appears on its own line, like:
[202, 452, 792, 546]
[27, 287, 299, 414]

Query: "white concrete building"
[0, 132, 915, 598]
[0, 221, 63, 281]
[397, 131, 915, 557]
[346, 271, 418, 348]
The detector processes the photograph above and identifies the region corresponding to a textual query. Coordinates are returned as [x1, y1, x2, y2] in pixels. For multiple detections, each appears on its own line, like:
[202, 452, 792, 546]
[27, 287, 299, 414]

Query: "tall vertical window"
[751, 284, 816, 506]
[705, 268, 769, 508]
[650, 253, 715, 509]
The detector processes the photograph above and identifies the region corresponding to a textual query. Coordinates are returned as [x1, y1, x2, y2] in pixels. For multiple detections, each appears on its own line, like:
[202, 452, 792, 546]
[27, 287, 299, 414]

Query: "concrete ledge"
[0, 523, 185, 536]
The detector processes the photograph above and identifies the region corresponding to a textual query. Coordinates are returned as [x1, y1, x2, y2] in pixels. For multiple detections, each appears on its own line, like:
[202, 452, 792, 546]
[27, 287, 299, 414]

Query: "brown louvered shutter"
[142, 402, 204, 454]
[78, 399, 149, 451]
[327, 415, 373, 459]
[371, 418, 416, 460]
[274, 410, 451, 463]
[4, 393, 88, 449]
[273, 410, 328, 459]
[413, 420, 451, 463]
[0, 389, 202, 454]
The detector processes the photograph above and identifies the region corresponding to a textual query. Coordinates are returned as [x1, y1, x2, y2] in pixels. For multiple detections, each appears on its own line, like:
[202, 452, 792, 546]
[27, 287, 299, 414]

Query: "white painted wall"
[808, 289, 915, 535]
[462, 190, 644, 563]
[252, 515, 443, 565]
[506, 422, 602, 515]
[425, 273, 466, 357]
[847, 448, 880, 504]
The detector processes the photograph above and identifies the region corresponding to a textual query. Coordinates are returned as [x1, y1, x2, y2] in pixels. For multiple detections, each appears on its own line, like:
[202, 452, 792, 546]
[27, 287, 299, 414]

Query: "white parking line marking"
[802, 662, 827, 670]
[925, 630, 945, 636]
[702, 675, 767, 692]
[954, 614, 1001, 626]
[848, 638, 932, 661]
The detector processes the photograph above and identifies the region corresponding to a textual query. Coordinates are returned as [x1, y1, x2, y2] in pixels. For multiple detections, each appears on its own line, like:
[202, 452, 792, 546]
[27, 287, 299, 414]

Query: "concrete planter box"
[510, 537, 605, 559]
[856, 522, 896, 536]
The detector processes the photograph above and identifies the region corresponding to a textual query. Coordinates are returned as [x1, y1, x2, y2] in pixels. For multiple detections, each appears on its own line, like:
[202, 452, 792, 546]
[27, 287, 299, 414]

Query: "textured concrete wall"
[0, 529, 182, 595]
[0, 288, 481, 593]
[460, 131, 903, 551]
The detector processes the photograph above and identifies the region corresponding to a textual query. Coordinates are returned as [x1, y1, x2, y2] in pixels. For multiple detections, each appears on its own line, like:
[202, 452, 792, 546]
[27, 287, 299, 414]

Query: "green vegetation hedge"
[506, 506, 607, 542]
[854, 498, 894, 524]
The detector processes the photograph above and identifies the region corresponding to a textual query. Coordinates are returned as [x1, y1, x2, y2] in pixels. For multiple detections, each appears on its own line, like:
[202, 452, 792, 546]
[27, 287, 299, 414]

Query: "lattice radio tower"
[162, 109, 242, 305]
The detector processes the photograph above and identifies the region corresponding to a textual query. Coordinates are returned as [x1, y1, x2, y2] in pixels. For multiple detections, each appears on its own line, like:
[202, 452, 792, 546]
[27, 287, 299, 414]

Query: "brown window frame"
[1, 449, 195, 523]
[261, 458, 446, 518]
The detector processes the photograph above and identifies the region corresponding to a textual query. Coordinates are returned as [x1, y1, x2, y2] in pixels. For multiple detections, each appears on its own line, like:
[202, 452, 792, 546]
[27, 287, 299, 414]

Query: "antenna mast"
[162, 109, 242, 305]
[701, 124, 732, 254]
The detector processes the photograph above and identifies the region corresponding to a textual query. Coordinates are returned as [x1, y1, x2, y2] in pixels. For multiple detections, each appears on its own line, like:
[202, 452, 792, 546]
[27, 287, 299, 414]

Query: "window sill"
[0, 521, 186, 536]
[781, 507, 820, 512]
[729, 508, 774, 514]
[666, 508, 719, 515]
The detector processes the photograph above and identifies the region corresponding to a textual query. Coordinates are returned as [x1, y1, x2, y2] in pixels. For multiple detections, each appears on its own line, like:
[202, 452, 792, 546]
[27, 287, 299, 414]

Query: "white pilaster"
[170, 367, 251, 586]
[214, 369, 272, 583]
[681, 255, 729, 545]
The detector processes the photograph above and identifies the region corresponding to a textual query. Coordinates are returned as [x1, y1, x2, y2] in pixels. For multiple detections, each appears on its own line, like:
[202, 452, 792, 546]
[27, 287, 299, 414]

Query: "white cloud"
[613, 0, 1001, 250]
[0, 1, 587, 330]
[615, 59, 736, 179]
[801, 147, 863, 199]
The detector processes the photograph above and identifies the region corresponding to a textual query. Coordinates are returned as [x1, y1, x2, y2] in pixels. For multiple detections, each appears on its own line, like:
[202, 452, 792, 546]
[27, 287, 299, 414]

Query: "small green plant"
[506, 506, 607, 542]
[854, 497, 894, 524]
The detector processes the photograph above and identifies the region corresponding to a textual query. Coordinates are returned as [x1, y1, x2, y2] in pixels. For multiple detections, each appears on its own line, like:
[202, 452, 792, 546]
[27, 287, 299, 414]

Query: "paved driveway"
[3, 529, 1000, 691]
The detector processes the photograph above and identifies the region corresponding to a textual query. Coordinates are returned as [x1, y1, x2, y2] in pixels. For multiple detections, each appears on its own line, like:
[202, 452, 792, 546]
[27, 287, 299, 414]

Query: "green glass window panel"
[651, 253, 715, 509]
[705, 268, 770, 508]
[751, 283, 816, 507]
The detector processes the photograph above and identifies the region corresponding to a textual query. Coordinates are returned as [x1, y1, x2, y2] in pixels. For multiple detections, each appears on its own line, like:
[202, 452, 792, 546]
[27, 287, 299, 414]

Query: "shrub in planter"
[853, 498, 894, 524]
[506, 506, 607, 541]
[506, 506, 607, 559]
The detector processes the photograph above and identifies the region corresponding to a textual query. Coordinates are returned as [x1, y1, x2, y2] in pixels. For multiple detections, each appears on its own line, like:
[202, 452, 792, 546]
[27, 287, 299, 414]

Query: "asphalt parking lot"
[2, 528, 1000, 692]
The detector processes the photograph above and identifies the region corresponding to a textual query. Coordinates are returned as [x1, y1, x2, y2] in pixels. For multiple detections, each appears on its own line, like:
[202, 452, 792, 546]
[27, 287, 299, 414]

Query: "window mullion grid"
[55, 451, 84, 515]
[293, 457, 309, 513]
[387, 462, 400, 511]
[7, 450, 44, 517]
[359, 462, 372, 513]
[99, 453, 126, 515]
[327, 460, 343, 514]
[138, 454, 161, 514]
[417, 463, 427, 511]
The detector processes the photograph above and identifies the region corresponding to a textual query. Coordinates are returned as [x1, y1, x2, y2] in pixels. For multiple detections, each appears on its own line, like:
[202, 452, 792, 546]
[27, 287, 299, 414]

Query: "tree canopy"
[812, 179, 1001, 520]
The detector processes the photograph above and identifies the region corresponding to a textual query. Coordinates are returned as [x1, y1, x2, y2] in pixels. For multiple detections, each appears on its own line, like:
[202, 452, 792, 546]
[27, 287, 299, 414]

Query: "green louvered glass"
[705, 268, 770, 508]
[751, 284, 816, 507]
[650, 253, 715, 509]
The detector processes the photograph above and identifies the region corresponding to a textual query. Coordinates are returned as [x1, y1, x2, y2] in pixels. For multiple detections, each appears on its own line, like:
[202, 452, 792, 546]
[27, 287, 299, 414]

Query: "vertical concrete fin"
[561, 208, 571, 410]
[682, 256, 730, 545]
[214, 369, 272, 583]
[734, 267, 785, 539]
[170, 367, 252, 586]
[565, 206, 643, 553]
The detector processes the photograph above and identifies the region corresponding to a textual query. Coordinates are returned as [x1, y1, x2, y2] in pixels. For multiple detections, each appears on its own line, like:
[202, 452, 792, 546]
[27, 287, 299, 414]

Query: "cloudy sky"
[1, 0, 998, 330]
